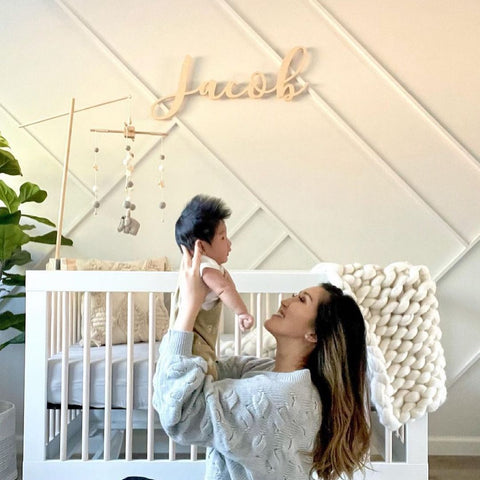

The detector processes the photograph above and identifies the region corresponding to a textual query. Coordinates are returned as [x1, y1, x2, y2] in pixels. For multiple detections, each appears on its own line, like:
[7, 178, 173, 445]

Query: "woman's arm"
[173, 241, 208, 332]
[153, 330, 319, 476]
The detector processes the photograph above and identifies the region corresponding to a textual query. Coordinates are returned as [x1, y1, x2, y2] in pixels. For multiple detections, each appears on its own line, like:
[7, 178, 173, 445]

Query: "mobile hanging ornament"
[90, 111, 169, 236]
[92, 146, 101, 214]
[117, 137, 140, 235]
[158, 138, 167, 222]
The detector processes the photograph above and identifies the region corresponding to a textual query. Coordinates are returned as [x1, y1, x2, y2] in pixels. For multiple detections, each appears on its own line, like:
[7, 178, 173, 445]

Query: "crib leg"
[406, 415, 428, 465]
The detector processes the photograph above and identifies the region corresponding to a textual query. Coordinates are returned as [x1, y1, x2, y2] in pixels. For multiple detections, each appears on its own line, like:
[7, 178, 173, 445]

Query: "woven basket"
[0, 401, 17, 480]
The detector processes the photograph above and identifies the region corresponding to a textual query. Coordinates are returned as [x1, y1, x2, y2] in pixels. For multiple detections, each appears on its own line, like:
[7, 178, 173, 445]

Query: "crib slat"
[81, 292, 91, 460]
[256, 294, 263, 357]
[48, 410, 54, 443]
[168, 437, 176, 461]
[384, 427, 393, 462]
[48, 292, 54, 357]
[406, 415, 428, 464]
[76, 292, 81, 342]
[234, 314, 241, 356]
[190, 444, 198, 461]
[169, 290, 177, 328]
[60, 292, 70, 461]
[69, 292, 74, 346]
[147, 292, 156, 461]
[53, 292, 60, 354]
[55, 409, 60, 437]
[104, 292, 113, 460]
[46, 293, 53, 446]
[265, 294, 270, 326]
[125, 292, 134, 460]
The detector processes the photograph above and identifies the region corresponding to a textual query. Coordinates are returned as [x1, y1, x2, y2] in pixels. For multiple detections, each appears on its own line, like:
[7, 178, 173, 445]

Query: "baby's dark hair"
[175, 194, 231, 251]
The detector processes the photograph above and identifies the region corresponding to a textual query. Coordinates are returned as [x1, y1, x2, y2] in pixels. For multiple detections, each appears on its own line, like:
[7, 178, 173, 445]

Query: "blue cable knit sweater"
[153, 330, 321, 480]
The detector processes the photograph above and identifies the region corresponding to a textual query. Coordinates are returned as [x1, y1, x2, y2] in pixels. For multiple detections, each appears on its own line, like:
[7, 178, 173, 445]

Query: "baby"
[174, 194, 254, 378]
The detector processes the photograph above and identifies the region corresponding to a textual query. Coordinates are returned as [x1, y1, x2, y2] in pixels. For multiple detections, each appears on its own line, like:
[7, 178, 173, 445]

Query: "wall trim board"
[310, 0, 480, 173]
[53, 0, 321, 266]
[429, 436, 480, 456]
[0, 103, 91, 197]
[217, 0, 469, 247]
[435, 233, 480, 282]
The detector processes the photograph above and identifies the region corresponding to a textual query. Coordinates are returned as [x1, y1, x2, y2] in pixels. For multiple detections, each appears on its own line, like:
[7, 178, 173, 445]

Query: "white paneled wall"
[0, 0, 479, 455]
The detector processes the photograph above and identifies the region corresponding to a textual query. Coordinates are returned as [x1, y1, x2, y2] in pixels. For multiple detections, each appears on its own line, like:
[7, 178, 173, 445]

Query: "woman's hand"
[174, 240, 209, 331]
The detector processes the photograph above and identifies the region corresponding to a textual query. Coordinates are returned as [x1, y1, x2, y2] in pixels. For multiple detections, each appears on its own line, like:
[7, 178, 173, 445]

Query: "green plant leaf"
[0, 210, 21, 225]
[2, 272, 26, 286]
[19, 182, 47, 204]
[0, 179, 20, 212]
[0, 134, 10, 148]
[3, 248, 31, 270]
[0, 311, 25, 331]
[0, 332, 25, 351]
[0, 148, 22, 176]
[1, 292, 25, 299]
[29, 231, 73, 246]
[0, 223, 29, 261]
[20, 224, 35, 231]
[21, 213, 56, 228]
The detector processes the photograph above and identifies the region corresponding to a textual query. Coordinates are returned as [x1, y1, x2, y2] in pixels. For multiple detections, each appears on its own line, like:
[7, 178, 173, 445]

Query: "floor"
[16, 455, 480, 479]
[428, 456, 480, 480]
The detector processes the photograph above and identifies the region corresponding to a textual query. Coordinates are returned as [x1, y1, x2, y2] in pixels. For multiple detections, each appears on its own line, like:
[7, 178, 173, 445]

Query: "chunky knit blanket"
[221, 262, 447, 431]
[312, 261, 447, 431]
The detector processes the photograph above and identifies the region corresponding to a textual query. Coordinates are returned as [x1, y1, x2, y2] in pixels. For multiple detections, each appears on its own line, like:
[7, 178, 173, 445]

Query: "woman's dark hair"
[306, 283, 371, 480]
[175, 194, 231, 251]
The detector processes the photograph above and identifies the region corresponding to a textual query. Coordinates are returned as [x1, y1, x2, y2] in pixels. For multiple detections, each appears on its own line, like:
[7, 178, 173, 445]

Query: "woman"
[152, 241, 370, 480]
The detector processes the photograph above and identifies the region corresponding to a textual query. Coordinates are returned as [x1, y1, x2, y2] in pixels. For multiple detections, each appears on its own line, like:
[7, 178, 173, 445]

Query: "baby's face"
[201, 220, 231, 264]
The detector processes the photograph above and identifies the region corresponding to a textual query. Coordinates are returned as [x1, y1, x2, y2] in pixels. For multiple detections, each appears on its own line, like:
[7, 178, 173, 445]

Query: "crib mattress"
[47, 342, 160, 410]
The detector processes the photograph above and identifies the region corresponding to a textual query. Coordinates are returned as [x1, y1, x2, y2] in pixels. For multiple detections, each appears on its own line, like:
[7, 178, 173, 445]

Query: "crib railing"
[24, 270, 428, 480]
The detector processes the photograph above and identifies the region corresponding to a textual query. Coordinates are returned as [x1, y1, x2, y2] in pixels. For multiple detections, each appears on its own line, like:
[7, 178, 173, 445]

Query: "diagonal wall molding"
[447, 349, 480, 390]
[218, 0, 469, 248]
[435, 232, 480, 282]
[50, 0, 322, 266]
[0, 102, 92, 197]
[312, 0, 480, 172]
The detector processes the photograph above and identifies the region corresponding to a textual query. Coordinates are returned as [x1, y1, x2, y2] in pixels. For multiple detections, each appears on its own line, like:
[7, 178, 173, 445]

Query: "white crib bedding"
[47, 334, 274, 411]
[47, 342, 160, 410]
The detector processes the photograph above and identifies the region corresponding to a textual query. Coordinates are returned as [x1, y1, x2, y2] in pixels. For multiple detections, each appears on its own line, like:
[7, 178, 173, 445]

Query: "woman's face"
[265, 286, 329, 341]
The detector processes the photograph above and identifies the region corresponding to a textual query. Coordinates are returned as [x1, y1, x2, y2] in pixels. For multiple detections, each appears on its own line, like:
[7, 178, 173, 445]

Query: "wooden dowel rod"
[90, 128, 168, 136]
[54, 98, 75, 266]
[89, 129, 124, 134]
[18, 95, 131, 128]
[134, 130, 168, 136]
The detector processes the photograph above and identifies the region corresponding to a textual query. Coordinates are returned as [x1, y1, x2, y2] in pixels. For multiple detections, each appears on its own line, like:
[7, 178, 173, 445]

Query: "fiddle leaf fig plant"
[0, 132, 73, 350]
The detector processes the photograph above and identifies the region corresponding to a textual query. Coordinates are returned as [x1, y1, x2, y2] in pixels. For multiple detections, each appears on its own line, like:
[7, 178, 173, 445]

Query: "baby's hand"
[237, 313, 254, 332]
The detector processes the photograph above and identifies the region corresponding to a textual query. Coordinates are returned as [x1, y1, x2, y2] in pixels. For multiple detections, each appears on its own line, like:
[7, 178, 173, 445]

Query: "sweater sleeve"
[152, 330, 319, 471]
[216, 354, 275, 380]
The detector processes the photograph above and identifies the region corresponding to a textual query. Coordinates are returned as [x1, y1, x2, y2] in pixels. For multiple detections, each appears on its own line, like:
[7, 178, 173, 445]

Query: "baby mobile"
[18, 95, 170, 269]
[90, 99, 168, 236]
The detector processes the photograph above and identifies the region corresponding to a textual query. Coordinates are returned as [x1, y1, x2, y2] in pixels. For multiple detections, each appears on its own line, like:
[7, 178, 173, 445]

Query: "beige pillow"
[47, 257, 170, 346]
[85, 291, 168, 346]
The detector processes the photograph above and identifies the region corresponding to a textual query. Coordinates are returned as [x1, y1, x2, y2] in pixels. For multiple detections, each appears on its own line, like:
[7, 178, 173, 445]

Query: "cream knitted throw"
[220, 262, 447, 431]
[312, 261, 447, 431]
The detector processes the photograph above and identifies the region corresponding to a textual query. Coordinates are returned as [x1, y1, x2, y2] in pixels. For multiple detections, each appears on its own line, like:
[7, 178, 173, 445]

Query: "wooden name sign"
[151, 46, 309, 121]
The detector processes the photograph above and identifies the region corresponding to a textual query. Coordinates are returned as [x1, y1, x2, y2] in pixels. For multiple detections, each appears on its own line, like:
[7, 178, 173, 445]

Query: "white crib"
[24, 270, 429, 480]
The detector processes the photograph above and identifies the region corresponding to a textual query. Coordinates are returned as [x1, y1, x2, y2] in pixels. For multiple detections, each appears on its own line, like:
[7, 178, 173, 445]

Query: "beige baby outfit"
[174, 255, 224, 379]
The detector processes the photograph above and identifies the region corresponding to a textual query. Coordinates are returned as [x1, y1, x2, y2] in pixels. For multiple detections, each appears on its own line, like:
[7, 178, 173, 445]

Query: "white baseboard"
[429, 436, 480, 456]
